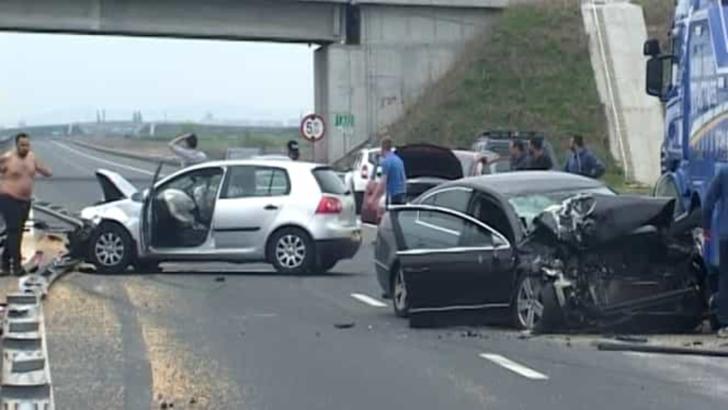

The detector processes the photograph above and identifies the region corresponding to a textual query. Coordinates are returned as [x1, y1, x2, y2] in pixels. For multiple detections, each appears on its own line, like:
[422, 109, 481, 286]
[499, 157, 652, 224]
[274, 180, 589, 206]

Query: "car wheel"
[392, 266, 409, 318]
[89, 223, 133, 274]
[512, 274, 544, 330]
[269, 227, 314, 275]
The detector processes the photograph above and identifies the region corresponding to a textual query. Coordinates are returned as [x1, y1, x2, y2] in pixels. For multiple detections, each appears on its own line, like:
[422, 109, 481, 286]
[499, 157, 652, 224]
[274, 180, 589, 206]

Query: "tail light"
[361, 164, 369, 179]
[316, 196, 343, 214]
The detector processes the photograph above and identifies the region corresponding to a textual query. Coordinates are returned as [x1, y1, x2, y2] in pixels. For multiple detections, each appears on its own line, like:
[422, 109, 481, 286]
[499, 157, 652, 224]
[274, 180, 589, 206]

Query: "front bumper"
[316, 233, 362, 261]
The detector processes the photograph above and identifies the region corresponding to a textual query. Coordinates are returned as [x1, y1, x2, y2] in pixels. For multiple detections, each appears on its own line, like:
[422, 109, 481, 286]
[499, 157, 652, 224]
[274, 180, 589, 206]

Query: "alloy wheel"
[95, 232, 125, 267]
[516, 276, 544, 330]
[275, 234, 306, 269]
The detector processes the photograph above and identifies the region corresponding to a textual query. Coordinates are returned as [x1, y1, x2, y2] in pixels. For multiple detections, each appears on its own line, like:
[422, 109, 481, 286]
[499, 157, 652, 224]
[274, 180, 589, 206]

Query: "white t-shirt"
[171, 145, 208, 168]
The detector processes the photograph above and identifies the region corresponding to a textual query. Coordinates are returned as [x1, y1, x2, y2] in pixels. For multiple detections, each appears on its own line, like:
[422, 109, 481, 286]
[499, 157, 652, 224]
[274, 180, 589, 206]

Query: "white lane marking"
[351, 293, 388, 308]
[51, 141, 155, 176]
[479, 353, 549, 380]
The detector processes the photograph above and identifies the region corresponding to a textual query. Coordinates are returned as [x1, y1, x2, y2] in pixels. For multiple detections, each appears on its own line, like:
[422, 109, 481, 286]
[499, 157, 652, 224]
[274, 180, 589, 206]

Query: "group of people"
[506, 134, 606, 179]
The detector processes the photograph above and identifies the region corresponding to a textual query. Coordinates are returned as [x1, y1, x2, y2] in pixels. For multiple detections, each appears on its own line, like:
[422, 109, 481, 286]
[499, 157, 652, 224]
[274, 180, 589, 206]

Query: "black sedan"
[373, 171, 615, 329]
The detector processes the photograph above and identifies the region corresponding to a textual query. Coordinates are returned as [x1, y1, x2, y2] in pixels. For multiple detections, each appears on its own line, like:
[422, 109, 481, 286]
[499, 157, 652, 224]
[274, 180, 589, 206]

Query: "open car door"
[390, 204, 515, 314]
[139, 163, 165, 257]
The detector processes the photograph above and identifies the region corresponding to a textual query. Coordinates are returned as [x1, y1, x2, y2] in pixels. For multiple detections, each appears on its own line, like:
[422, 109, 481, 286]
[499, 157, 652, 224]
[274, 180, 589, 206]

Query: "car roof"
[439, 171, 606, 197]
[182, 159, 326, 172]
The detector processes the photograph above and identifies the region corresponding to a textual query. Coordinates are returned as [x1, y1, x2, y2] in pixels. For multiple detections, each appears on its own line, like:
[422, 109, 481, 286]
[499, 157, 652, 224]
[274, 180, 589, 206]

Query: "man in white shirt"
[168, 133, 208, 168]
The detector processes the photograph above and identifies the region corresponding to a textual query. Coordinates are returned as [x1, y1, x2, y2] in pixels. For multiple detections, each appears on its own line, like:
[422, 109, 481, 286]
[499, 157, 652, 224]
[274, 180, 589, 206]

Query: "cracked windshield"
[1, 0, 727, 409]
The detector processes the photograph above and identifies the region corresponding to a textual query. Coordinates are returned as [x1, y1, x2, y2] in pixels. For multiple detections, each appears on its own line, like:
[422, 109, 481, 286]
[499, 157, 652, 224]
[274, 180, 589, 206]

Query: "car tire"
[392, 266, 409, 318]
[534, 282, 565, 334]
[511, 273, 544, 330]
[89, 223, 134, 274]
[353, 190, 363, 215]
[319, 257, 338, 273]
[269, 227, 315, 275]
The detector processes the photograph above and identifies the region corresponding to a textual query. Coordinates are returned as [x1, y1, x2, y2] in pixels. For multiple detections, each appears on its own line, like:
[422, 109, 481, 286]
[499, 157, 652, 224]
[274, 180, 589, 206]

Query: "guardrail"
[70, 139, 179, 166]
[1, 201, 91, 409]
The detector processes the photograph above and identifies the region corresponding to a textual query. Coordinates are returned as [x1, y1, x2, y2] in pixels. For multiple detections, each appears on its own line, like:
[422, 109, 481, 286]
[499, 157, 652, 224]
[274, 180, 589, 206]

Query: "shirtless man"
[0, 133, 52, 275]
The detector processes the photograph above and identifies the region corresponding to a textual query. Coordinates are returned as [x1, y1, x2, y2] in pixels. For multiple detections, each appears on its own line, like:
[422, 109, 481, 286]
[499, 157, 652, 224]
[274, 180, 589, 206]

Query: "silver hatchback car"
[80, 159, 362, 274]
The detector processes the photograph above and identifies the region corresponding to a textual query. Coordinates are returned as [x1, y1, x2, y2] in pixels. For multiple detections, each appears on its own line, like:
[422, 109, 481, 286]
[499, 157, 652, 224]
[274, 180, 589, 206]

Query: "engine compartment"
[523, 194, 709, 333]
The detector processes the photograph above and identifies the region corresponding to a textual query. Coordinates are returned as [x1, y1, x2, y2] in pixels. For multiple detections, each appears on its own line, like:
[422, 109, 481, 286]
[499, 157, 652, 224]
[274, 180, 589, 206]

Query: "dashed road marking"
[351, 293, 388, 308]
[479, 353, 549, 380]
[51, 141, 155, 176]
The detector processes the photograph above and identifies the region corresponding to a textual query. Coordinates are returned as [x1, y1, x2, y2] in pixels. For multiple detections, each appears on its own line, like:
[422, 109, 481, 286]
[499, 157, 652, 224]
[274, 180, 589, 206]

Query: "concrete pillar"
[315, 4, 497, 163]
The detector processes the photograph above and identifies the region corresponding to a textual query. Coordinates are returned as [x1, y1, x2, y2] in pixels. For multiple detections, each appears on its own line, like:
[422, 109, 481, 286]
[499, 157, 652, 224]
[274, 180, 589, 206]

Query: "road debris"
[597, 341, 728, 357]
[334, 322, 355, 329]
[215, 276, 226, 283]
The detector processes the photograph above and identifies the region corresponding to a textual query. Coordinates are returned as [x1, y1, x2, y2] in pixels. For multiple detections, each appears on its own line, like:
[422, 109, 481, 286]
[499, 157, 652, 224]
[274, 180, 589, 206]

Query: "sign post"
[300, 113, 326, 161]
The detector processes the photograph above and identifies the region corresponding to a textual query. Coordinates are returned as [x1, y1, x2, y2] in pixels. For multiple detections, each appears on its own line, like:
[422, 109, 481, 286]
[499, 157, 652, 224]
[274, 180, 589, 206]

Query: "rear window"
[313, 167, 348, 195]
[367, 151, 381, 165]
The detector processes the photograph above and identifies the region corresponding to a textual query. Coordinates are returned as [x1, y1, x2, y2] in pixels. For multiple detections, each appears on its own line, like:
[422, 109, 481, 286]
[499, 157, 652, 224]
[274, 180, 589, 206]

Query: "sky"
[0, 32, 314, 127]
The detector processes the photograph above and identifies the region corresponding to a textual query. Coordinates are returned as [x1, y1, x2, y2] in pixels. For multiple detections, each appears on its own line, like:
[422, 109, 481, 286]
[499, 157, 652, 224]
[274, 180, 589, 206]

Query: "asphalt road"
[26, 138, 728, 409]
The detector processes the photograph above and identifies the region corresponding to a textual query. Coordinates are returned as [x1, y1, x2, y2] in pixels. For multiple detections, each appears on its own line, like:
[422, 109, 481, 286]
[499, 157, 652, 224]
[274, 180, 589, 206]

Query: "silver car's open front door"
[139, 163, 164, 257]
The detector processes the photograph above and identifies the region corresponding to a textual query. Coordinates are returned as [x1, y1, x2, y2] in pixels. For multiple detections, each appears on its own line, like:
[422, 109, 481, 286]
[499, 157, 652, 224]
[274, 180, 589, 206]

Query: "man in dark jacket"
[509, 140, 529, 171]
[528, 138, 553, 170]
[563, 134, 605, 178]
[703, 166, 728, 338]
[287, 140, 300, 160]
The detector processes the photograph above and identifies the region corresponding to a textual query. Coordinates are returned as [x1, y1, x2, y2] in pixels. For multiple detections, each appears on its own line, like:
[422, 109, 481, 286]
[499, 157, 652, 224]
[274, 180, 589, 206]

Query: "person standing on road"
[528, 138, 553, 170]
[168, 133, 207, 168]
[287, 140, 300, 161]
[374, 136, 407, 207]
[0, 133, 52, 275]
[563, 134, 605, 178]
[509, 140, 530, 171]
[703, 167, 728, 338]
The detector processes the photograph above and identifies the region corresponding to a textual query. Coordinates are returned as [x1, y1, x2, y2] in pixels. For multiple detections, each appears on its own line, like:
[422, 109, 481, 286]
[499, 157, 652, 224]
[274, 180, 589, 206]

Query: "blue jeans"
[717, 239, 728, 326]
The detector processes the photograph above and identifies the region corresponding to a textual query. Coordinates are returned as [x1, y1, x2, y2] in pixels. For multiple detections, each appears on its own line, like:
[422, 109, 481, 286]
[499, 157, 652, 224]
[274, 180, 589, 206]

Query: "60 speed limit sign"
[300, 114, 326, 142]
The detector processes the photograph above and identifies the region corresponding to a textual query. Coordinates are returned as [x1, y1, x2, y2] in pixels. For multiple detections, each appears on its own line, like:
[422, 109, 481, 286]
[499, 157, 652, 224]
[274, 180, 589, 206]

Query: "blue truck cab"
[644, 0, 728, 270]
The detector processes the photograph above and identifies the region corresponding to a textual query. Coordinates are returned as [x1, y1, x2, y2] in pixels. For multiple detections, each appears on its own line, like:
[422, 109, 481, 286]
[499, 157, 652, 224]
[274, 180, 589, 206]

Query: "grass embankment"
[388, 0, 654, 193]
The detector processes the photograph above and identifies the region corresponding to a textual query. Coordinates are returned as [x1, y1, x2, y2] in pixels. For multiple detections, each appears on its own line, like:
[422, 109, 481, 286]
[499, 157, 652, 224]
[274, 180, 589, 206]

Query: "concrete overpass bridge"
[0, 0, 507, 162]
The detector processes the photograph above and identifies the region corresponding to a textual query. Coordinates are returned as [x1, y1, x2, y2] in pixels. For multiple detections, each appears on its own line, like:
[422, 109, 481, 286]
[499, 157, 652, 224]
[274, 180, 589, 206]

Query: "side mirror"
[643, 39, 661, 56]
[646, 55, 673, 101]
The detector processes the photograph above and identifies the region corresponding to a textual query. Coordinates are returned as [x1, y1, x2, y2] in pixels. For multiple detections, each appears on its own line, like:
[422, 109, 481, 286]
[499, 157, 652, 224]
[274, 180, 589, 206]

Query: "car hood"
[396, 144, 463, 180]
[531, 193, 678, 247]
[95, 169, 138, 202]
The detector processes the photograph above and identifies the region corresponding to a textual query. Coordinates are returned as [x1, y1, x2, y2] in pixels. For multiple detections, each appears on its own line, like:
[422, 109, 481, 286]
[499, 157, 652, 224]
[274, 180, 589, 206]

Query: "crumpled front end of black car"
[522, 193, 711, 333]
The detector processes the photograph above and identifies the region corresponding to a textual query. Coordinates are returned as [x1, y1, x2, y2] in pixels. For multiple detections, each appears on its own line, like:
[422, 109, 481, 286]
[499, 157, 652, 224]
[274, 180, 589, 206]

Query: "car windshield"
[506, 186, 615, 228]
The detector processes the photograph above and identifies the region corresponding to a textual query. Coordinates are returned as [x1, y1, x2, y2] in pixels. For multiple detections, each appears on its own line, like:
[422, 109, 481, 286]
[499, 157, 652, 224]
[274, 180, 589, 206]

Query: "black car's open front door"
[389, 205, 514, 314]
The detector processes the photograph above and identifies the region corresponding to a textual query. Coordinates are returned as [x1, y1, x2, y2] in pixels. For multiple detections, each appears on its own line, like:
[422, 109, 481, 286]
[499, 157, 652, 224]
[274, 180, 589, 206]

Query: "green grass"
[388, 0, 625, 185]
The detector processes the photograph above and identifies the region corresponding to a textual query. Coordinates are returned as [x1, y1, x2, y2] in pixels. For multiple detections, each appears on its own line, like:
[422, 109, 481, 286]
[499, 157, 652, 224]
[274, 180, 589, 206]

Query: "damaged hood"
[95, 169, 138, 203]
[533, 194, 677, 246]
[396, 144, 464, 180]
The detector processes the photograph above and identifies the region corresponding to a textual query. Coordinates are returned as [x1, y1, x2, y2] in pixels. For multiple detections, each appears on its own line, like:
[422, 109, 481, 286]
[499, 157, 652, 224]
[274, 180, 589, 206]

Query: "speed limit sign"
[300, 114, 326, 142]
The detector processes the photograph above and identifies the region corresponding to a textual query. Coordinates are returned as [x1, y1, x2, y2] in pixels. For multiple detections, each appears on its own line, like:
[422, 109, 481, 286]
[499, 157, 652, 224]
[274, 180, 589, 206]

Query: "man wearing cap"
[287, 140, 300, 161]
